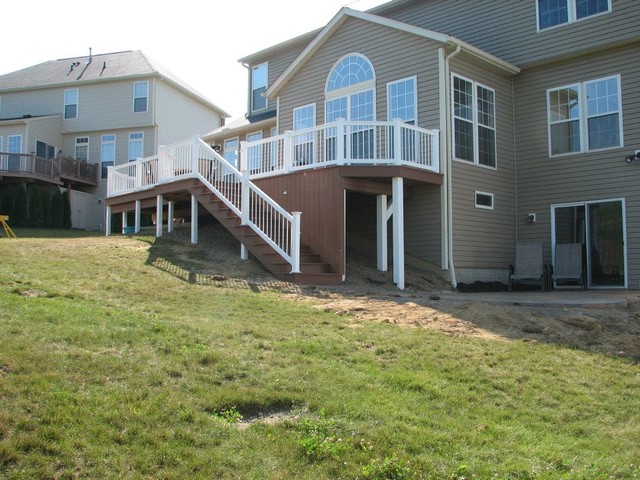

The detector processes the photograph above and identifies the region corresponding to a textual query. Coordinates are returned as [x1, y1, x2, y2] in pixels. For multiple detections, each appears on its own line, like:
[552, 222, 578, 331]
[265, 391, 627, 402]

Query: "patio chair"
[552, 243, 585, 290]
[508, 241, 545, 292]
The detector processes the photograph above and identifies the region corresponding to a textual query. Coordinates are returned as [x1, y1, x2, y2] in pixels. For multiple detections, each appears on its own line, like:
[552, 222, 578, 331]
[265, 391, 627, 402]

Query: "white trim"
[0, 136, 3, 152]
[550, 197, 627, 289]
[100, 133, 116, 179]
[74, 136, 89, 162]
[451, 73, 498, 170]
[223, 136, 240, 169]
[536, 0, 612, 32]
[133, 81, 149, 113]
[325, 53, 376, 98]
[474, 191, 494, 210]
[547, 75, 623, 157]
[7, 134, 22, 154]
[265, 8, 518, 98]
[386, 76, 418, 123]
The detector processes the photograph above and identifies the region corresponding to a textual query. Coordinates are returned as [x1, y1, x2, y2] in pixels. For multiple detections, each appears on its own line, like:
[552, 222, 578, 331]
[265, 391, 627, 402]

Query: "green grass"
[0, 232, 639, 479]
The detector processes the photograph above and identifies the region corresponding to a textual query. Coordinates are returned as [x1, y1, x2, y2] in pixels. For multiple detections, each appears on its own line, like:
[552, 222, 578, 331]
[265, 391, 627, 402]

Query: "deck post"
[241, 170, 250, 225]
[392, 177, 405, 290]
[105, 206, 112, 236]
[191, 194, 198, 244]
[134, 200, 141, 233]
[122, 211, 128, 234]
[376, 194, 388, 271]
[336, 118, 345, 165]
[156, 194, 163, 238]
[241, 244, 249, 261]
[393, 118, 403, 165]
[291, 212, 302, 273]
[192, 136, 200, 174]
[167, 201, 174, 233]
[284, 131, 293, 173]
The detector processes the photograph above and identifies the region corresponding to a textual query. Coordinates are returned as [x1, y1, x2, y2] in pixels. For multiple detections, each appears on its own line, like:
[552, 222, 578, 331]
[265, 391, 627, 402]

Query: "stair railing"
[107, 137, 301, 273]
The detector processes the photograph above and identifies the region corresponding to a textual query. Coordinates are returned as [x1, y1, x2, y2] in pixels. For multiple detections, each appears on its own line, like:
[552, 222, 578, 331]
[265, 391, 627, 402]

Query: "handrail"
[107, 137, 301, 273]
[0, 152, 98, 185]
[240, 119, 440, 179]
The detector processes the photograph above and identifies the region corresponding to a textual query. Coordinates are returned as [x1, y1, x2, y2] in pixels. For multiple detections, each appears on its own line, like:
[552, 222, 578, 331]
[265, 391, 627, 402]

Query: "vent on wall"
[475, 191, 494, 210]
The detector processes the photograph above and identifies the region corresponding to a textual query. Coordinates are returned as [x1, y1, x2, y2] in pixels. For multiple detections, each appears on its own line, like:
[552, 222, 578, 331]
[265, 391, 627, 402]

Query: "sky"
[3, 0, 390, 119]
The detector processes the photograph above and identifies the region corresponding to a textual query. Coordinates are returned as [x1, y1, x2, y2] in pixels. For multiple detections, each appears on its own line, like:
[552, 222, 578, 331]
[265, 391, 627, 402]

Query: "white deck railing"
[240, 119, 439, 179]
[107, 137, 301, 273]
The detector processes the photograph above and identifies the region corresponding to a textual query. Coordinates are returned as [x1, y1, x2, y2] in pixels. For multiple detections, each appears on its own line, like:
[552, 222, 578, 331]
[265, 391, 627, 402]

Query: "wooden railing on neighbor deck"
[107, 137, 301, 274]
[0, 152, 98, 186]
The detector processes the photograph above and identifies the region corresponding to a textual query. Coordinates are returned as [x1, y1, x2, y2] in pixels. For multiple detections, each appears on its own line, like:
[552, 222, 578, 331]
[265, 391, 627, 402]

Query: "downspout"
[442, 44, 461, 289]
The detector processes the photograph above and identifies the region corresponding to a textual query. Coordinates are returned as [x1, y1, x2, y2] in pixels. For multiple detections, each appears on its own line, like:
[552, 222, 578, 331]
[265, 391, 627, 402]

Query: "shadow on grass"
[10, 228, 102, 239]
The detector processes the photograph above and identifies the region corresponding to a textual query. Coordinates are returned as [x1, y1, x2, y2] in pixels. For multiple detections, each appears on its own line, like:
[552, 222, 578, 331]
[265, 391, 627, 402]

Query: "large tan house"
[107, 0, 640, 290]
[0, 50, 228, 230]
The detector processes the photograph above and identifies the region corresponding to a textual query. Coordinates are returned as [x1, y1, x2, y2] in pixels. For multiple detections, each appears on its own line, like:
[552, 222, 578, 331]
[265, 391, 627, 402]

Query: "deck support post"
[392, 177, 405, 290]
[291, 212, 302, 274]
[134, 200, 141, 233]
[241, 244, 248, 260]
[167, 201, 174, 233]
[376, 194, 389, 271]
[105, 206, 112, 236]
[156, 194, 163, 238]
[121, 211, 128, 234]
[191, 194, 198, 245]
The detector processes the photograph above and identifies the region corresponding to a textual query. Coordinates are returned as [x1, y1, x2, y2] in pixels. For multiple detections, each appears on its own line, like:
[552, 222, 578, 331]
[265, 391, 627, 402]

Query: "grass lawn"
[0, 230, 638, 479]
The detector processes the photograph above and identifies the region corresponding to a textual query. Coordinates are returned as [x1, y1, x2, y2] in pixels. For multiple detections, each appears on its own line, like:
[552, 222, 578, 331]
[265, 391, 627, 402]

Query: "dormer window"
[251, 63, 268, 112]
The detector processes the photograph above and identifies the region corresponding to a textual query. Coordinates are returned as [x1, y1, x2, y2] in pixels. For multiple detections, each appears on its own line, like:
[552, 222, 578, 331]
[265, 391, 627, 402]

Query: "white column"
[241, 244, 249, 260]
[167, 201, 174, 233]
[156, 194, 163, 238]
[392, 177, 405, 290]
[191, 194, 198, 244]
[134, 200, 141, 233]
[376, 194, 388, 271]
[122, 211, 128, 234]
[105, 206, 112, 236]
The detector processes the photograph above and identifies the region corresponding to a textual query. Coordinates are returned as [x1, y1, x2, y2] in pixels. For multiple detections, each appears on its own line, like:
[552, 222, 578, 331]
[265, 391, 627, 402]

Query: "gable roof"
[0, 50, 230, 117]
[265, 7, 520, 98]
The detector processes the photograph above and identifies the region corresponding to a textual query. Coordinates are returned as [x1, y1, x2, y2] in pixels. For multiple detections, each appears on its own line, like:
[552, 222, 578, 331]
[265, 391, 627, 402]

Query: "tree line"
[0, 184, 71, 229]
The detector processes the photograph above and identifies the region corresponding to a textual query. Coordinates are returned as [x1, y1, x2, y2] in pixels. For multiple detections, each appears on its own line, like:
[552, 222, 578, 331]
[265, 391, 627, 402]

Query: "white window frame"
[293, 103, 316, 165]
[133, 81, 149, 113]
[128, 132, 144, 161]
[451, 74, 497, 170]
[536, 0, 611, 32]
[75, 137, 89, 162]
[387, 76, 417, 124]
[101, 134, 116, 179]
[64, 88, 78, 119]
[546, 74, 623, 157]
[0, 136, 3, 153]
[223, 137, 239, 169]
[475, 191, 495, 210]
[246, 130, 263, 172]
[251, 63, 268, 113]
[8, 135, 22, 154]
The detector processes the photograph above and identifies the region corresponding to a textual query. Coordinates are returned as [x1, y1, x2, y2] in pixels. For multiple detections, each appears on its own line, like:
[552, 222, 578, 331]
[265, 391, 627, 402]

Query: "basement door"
[551, 199, 627, 288]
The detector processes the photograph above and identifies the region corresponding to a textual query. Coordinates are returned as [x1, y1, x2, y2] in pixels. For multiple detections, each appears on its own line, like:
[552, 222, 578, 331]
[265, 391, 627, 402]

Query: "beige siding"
[70, 189, 103, 231]
[514, 43, 640, 287]
[276, 17, 445, 267]
[383, 0, 640, 67]
[156, 80, 222, 146]
[1, 90, 61, 119]
[26, 116, 62, 155]
[0, 124, 27, 151]
[449, 59, 516, 271]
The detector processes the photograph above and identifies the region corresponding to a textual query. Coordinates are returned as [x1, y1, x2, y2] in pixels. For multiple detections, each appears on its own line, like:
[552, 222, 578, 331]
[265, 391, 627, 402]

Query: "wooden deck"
[0, 153, 98, 187]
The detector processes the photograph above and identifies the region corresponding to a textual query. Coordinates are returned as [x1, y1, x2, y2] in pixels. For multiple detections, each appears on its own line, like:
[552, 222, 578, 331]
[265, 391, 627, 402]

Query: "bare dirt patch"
[162, 224, 640, 360]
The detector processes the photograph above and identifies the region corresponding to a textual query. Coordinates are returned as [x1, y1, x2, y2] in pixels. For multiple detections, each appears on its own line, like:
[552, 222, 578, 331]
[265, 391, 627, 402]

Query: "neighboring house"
[0, 50, 228, 230]
[109, 1, 640, 290]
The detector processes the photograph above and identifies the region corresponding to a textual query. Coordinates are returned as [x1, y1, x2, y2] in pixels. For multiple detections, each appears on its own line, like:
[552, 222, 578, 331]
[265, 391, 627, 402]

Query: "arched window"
[326, 54, 375, 93]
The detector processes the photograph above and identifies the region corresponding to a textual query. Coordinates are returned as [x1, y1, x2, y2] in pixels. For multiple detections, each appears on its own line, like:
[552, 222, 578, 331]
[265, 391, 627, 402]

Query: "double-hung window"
[64, 89, 78, 119]
[7, 135, 22, 171]
[537, 0, 611, 30]
[128, 132, 144, 161]
[547, 75, 622, 156]
[452, 75, 496, 168]
[388, 77, 417, 161]
[293, 104, 316, 165]
[101, 134, 115, 179]
[134, 82, 148, 113]
[251, 63, 268, 112]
